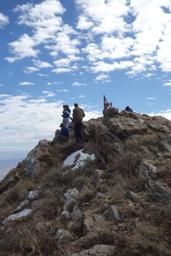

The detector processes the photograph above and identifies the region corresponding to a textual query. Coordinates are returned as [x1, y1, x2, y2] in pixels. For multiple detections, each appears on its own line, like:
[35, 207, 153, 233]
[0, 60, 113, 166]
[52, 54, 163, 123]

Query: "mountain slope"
[0, 109, 171, 256]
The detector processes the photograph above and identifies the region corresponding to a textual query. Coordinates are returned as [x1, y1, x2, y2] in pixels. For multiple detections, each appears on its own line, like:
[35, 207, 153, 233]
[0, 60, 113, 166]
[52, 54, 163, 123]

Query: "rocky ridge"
[0, 109, 171, 255]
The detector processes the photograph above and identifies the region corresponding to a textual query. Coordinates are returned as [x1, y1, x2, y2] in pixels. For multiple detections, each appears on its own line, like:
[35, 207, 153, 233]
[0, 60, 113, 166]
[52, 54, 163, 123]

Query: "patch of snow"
[63, 149, 95, 170]
[3, 208, 32, 224]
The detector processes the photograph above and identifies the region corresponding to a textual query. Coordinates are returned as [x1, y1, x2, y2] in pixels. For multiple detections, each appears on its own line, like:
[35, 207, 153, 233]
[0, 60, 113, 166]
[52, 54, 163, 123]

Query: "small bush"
[41, 196, 62, 220]
[73, 176, 90, 190]
[19, 223, 62, 256]
[110, 152, 142, 176]
[5, 187, 20, 204]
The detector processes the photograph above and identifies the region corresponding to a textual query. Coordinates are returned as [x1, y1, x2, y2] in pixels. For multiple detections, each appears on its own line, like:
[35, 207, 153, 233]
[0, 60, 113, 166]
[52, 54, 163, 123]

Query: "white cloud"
[6, 34, 38, 62]
[24, 66, 39, 73]
[77, 15, 93, 30]
[75, 0, 171, 76]
[0, 12, 9, 28]
[7, 0, 80, 73]
[57, 89, 70, 93]
[15, 0, 64, 44]
[95, 73, 110, 81]
[33, 59, 52, 68]
[19, 82, 35, 86]
[79, 94, 85, 98]
[5, 0, 171, 77]
[146, 97, 156, 100]
[49, 28, 80, 57]
[150, 108, 171, 121]
[75, 0, 129, 34]
[92, 60, 133, 73]
[163, 81, 171, 87]
[42, 90, 56, 97]
[52, 67, 74, 73]
[72, 82, 87, 87]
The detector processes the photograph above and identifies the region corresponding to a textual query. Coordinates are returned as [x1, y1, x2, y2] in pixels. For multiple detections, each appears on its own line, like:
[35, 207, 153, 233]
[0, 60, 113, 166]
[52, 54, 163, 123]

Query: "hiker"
[125, 106, 133, 112]
[72, 103, 85, 142]
[62, 105, 71, 128]
[51, 123, 69, 144]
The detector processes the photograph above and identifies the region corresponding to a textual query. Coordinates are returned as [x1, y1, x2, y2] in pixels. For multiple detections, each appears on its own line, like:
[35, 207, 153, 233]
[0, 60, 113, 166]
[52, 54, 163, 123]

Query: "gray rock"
[103, 205, 120, 221]
[71, 205, 83, 221]
[137, 160, 156, 178]
[56, 229, 74, 243]
[60, 210, 71, 221]
[25, 139, 51, 179]
[71, 244, 116, 256]
[16, 200, 29, 211]
[146, 180, 171, 201]
[28, 189, 40, 200]
[64, 188, 79, 210]
[126, 190, 139, 202]
[84, 214, 105, 233]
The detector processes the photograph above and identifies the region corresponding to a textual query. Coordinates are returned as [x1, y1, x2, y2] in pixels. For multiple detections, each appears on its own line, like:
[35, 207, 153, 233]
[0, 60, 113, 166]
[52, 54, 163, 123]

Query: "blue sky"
[1, 0, 171, 159]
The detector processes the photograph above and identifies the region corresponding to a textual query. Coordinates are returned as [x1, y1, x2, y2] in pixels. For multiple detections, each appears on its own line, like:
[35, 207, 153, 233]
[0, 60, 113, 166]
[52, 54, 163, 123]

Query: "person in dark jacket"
[125, 106, 133, 112]
[72, 103, 85, 142]
[51, 123, 69, 145]
[62, 105, 71, 128]
[59, 123, 69, 137]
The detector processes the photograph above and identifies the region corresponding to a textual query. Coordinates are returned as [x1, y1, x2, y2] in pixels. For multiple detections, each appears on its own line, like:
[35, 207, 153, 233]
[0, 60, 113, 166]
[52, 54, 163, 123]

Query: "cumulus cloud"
[146, 97, 156, 100]
[150, 108, 171, 121]
[72, 82, 87, 87]
[0, 12, 9, 27]
[19, 82, 35, 86]
[42, 90, 56, 97]
[5, 0, 171, 77]
[6, 34, 38, 62]
[6, 0, 80, 73]
[163, 80, 171, 87]
[77, 15, 93, 30]
[24, 66, 39, 74]
[75, 0, 171, 76]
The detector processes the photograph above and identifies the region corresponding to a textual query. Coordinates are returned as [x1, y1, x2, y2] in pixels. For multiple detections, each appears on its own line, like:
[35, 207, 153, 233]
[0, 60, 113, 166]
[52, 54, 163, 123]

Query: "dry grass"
[19, 223, 63, 256]
[109, 152, 142, 177]
[5, 187, 20, 204]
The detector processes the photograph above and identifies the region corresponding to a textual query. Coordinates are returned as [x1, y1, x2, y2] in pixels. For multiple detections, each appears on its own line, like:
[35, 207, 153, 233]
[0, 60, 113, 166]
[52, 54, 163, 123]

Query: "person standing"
[62, 105, 71, 128]
[72, 103, 85, 142]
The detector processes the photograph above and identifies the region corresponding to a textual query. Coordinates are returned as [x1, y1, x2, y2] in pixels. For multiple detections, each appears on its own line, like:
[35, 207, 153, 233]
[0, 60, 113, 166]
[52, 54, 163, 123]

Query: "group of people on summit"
[57, 103, 85, 143]
[55, 97, 133, 144]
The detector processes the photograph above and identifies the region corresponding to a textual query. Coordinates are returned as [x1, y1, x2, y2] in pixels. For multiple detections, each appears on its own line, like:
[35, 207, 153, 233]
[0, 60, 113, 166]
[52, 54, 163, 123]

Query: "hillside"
[0, 108, 171, 256]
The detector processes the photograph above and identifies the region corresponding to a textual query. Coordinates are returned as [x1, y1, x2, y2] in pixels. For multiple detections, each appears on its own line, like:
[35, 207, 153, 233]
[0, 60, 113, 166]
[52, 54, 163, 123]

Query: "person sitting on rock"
[62, 105, 71, 128]
[125, 106, 133, 112]
[51, 123, 69, 144]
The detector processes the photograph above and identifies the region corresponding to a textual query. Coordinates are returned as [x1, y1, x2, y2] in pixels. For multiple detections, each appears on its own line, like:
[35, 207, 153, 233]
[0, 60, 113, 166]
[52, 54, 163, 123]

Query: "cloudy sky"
[1, 0, 171, 159]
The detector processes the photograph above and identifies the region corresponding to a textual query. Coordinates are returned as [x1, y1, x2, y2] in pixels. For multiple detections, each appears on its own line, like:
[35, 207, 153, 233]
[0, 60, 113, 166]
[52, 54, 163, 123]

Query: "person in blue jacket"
[62, 105, 71, 128]
[59, 123, 69, 138]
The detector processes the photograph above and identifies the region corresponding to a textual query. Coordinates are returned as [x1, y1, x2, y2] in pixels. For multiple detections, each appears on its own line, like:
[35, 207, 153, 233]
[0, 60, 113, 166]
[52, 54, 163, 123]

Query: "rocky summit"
[0, 109, 171, 256]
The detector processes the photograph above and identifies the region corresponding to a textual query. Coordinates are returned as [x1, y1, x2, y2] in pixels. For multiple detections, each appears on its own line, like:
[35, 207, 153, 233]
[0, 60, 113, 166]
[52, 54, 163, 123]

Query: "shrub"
[73, 176, 90, 190]
[19, 223, 63, 256]
[5, 187, 20, 204]
[110, 152, 142, 176]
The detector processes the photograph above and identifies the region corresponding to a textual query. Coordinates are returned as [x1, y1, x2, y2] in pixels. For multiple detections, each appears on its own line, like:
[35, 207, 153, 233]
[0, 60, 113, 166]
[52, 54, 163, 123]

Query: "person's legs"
[74, 123, 82, 142]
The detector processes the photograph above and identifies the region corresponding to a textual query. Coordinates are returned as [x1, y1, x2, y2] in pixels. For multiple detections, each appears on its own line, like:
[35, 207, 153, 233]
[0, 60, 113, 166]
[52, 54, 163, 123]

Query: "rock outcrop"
[0, 109, 171, 256]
